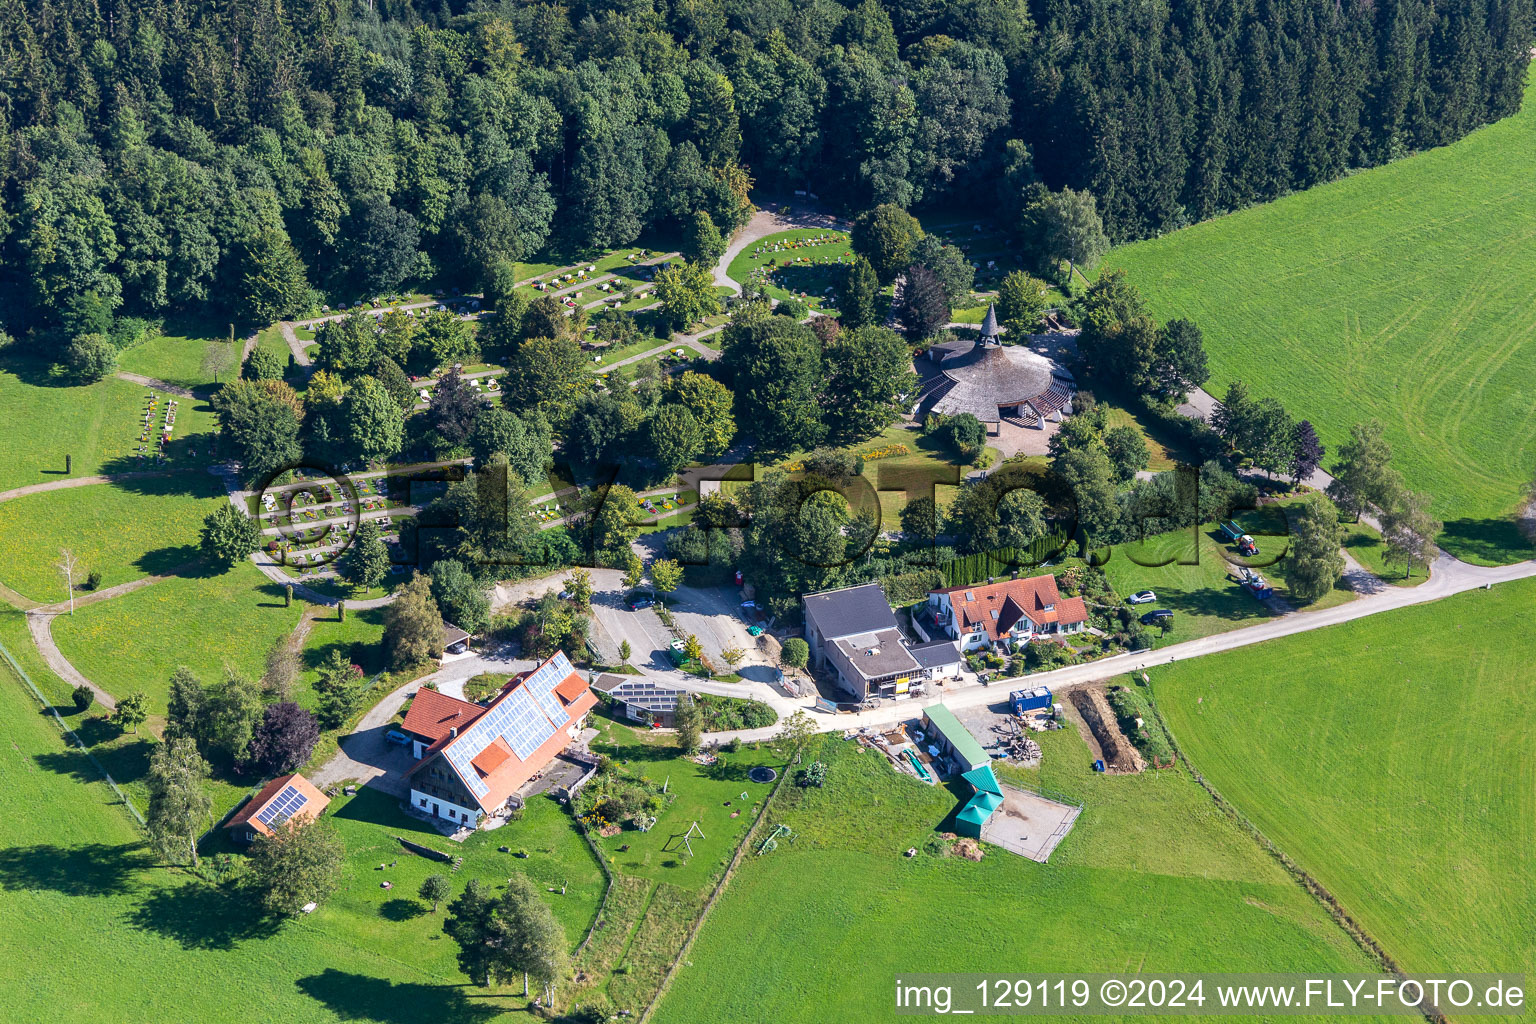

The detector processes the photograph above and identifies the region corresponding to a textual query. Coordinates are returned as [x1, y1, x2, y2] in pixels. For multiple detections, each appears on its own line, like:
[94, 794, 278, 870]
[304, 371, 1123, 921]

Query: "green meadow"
[49, 560, 302, 714]
[1109, 78, 1536, 564]
[0, 476, 227, 602]
[655, 727, 1388, 1024]
[1153, 578, 1536, 997]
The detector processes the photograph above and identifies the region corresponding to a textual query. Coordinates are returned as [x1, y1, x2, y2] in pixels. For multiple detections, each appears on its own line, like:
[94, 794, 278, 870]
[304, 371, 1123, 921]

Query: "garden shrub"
[694, 693, 778, 731]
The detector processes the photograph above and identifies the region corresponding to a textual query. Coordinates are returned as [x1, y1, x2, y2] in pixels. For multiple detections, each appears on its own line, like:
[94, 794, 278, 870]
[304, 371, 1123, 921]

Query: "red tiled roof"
[933, 575, 1088, 642]
[401, 688, 485, 743]
[224, 773, 329, 837]
[407, 652, 600, 813]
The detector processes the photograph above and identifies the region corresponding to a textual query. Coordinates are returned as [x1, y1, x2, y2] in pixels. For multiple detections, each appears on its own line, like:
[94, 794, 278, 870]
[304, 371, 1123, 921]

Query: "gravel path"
[0, 471, 173, 506]
[112, 371, 199, 399]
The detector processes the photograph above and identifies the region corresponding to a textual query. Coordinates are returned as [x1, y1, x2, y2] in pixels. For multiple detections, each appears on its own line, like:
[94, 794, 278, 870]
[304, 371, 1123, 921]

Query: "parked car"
[628, 595, 655, 610]
[1140, 609, 1174, 625]
[1128, 590, 1157, 605]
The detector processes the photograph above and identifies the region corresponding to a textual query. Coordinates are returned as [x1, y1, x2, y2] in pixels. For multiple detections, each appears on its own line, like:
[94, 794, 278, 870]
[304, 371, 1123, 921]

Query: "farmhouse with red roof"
[926, 574, 1087, 652]
[405, 651, 597, 828]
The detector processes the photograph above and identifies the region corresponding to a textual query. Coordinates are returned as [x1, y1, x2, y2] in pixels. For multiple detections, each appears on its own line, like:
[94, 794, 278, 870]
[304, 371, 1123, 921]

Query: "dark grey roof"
[832, 629, 921, 680]
[908, 638, 963, 669]
[592, 674, 683, 712]
[979, 303, 1000, 340]
[919, 340, 1064, 422]
[803, 582, 898, 640]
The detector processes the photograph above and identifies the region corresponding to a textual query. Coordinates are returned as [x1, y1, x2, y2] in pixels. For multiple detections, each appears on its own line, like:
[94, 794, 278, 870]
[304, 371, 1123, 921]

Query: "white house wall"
[410, 788, 481, 828]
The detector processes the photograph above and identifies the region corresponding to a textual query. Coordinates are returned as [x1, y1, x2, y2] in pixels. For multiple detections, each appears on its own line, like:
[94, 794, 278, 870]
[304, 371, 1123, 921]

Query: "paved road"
[696, 546, 1536, 743]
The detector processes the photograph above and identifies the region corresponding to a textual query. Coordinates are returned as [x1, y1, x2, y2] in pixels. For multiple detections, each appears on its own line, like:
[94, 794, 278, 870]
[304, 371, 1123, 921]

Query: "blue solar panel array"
[523, 652, 572, 727]
[256, 784, 308, 826]
[443, 652, 578, 800]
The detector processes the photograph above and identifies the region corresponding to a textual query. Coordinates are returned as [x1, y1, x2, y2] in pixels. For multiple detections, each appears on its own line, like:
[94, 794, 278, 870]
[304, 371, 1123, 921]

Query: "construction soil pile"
[1068, 687, 1146, 773]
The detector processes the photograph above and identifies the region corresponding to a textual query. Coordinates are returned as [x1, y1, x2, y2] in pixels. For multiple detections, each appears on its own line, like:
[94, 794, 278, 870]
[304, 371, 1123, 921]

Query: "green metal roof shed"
[922, 704, 991, 773]
[962, 764, 1003, 796]
[954, 764, 1005, 838]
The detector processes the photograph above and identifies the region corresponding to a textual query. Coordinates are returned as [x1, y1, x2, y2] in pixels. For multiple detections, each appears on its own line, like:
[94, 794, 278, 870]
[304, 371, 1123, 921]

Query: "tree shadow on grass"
[0, 842, 147, 896]
[127, 879, 282, 950]
[379, 897, 427, 922]
[1440, 516, 1533, 566]
[296, 969, 506, 1024]
[132, 543, 214, 579]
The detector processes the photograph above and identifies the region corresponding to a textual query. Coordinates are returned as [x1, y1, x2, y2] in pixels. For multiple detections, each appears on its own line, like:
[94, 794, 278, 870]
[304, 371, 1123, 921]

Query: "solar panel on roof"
[256, 784, 308, 826]
[521, 654, 571, 727]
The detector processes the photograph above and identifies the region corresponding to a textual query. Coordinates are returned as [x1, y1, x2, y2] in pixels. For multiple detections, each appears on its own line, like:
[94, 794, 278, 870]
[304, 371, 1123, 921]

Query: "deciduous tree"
[246, 702, 321, 775]
[1286, 492, 1347, 601]
[146, 737, 212, 867]
[385, 573, 444, 671]
[200, 505, 260, 567]
[249, 816, 345, 918]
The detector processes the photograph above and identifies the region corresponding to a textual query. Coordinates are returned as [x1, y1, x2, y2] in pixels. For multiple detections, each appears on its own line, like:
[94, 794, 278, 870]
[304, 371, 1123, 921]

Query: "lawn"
[1100, 499, 1357, 647]
[50, 560, 302, 712]
[0, 636, 604, 1023]
[587, 717, 786, 891]
[726, 228, 854, 310]
[0, 356, 219, 491]
[1153, 577, 1536, 993]
[654, 723, 1387, 1024]
[1107, 77, 1536, 565]
[1341, 517, 1429, 586]
[0, 475, 227, 602]
[118, 318, 242, 389]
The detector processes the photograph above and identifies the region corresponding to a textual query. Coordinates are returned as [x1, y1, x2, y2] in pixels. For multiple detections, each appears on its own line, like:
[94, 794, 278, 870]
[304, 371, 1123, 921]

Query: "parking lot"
[495, 568, 773, 679]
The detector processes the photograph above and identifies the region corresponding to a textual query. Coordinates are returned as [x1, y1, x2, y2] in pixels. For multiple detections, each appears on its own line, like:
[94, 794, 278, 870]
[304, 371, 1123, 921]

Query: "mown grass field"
[50, 560, 302, 713]
[0, 640, 603, 1023]
[1153, 577, 1536, 999]
[1108, 78, 1536, 565]
[654, 725, 1389, 1024]
[726, 228, 854, 310]
[117, 323, 241, 389]
[1099, 499, 1358, 647]
[0, 476, 227, 602]
[0, 356, 220, 492]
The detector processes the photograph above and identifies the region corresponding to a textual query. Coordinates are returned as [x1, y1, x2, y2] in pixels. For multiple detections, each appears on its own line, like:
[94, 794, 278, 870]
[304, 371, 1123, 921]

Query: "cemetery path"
[113, 371, 198, 398]
[25, 611, 116, 709]
[713, 201, 845, 293]
[279, 321, 313, 367]
[0, 471, 173, 506]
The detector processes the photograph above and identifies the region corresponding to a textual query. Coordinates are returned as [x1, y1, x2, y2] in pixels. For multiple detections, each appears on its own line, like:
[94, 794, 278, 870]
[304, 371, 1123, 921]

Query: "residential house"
[592, 673, 685, 728]
[224, 773, 329, 844]
[924, 575, 1087, 652]
[400, 687, 485, 761]
[405, 651, 598, 828]
[802, 582, 899, 672]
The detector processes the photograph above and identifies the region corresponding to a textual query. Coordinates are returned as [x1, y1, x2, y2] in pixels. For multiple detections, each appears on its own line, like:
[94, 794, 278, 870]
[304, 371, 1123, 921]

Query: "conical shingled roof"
[979, 303, 1001, 341]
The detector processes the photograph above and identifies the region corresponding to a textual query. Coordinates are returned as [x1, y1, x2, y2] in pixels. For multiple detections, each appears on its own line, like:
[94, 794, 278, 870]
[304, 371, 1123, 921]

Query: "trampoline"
[748, 766, 777, 784]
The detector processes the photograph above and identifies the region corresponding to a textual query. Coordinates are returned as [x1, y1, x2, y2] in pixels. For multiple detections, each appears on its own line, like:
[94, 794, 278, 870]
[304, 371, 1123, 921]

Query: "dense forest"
[0, 0, 1529, 343]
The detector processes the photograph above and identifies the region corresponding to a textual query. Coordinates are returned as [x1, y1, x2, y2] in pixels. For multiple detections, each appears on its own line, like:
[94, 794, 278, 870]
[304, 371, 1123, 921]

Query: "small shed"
[224, 773, 330, 844]
[954, 764, 1005, 839]
[921, 704, 991, 774]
